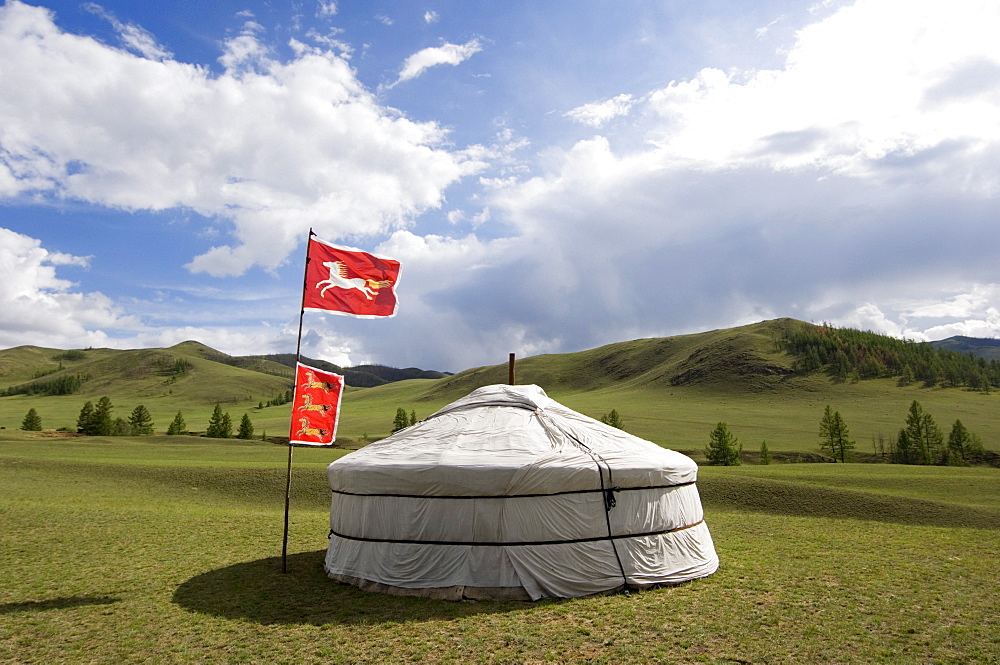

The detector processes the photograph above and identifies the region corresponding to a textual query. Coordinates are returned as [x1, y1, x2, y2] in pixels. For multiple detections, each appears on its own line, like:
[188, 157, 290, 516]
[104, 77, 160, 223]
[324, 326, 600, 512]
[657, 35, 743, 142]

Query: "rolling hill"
[2, 318, 998, 461]
[0, 341, 447, 399]
[334, 318, 1000, 460]
[931, 335, 1000, 360]
[0, 341, 292, 405]
[418, 317, 804, 401]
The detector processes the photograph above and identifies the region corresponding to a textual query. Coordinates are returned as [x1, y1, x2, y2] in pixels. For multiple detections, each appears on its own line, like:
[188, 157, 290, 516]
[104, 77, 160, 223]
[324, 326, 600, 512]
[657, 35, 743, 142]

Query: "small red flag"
[288, 363, 344, 446]
[302, 236, 401, 318]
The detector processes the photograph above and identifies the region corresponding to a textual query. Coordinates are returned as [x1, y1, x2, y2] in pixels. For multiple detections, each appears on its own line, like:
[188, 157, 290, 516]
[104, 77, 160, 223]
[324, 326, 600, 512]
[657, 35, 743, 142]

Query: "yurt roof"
[327, 384, 698, 497]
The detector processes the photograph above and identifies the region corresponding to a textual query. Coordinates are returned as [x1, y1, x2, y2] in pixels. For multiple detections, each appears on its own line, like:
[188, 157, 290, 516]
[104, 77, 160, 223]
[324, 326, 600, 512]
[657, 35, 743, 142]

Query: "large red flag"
[288, 363, 344, 446]
[302, 236, 401, 318]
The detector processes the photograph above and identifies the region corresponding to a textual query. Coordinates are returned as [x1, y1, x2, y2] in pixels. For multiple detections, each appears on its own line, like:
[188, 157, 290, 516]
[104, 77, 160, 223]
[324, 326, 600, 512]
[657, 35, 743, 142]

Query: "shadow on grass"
[172, 550, 543, 626]
[0, 595, 120, 614]
[699, 476, 1000, 529]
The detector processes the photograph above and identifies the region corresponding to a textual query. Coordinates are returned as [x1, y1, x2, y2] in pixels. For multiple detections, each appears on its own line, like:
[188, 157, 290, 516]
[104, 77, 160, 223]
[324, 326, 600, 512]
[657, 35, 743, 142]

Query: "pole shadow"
[0, 595, 120, 615]
[172, 550, 544, 626]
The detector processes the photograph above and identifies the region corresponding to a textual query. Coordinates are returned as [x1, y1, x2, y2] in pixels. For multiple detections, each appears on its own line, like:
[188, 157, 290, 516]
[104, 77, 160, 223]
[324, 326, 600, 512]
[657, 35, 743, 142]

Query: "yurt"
[324, 384, 718, 600]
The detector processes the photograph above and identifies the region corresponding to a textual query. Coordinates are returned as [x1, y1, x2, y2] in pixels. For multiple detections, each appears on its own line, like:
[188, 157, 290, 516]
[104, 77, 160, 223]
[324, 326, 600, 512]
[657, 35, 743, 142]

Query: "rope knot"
[604, 487, 619, 511]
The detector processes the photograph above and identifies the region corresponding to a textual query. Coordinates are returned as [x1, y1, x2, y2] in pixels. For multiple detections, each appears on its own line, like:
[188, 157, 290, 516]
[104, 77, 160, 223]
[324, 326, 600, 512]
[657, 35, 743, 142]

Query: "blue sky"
[2, 0, 999, 372]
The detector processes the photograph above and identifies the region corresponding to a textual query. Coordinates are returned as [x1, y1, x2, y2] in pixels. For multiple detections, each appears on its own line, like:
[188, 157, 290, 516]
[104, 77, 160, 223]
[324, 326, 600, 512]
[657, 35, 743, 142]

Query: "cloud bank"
[0, 227, 137, 349]
[0, 1, 482, 278]
[2, 0, 1000, 371]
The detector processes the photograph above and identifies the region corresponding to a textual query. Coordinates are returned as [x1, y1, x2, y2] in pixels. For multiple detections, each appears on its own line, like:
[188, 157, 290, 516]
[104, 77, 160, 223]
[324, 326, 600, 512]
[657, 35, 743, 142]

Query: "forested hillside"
[782, 324, 999, 391]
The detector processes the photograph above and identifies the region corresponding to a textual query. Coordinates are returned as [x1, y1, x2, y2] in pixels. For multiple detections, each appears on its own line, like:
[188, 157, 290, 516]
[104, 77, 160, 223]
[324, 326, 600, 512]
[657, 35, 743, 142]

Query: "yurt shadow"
[172, 550, 543, 626]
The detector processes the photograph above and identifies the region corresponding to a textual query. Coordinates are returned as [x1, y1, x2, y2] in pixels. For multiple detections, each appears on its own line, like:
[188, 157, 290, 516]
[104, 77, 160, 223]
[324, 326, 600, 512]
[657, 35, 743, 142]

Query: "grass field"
[2, 434, 998, 664]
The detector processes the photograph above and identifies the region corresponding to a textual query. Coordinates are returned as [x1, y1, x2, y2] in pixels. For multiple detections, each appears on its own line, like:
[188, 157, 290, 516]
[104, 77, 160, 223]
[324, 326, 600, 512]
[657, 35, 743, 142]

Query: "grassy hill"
[249, 353, 449, 387]
[2, 319, 998, 460]
[0, 342, 294, 435]
[335, 318, 1000, 460]
[932, 335, 1000, 360]
[420, 317, 802, 400]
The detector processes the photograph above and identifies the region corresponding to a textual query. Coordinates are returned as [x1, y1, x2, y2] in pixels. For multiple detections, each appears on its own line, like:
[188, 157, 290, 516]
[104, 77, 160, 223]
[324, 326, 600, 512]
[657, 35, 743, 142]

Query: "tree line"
[2, 374, 87, 397]
[781, 324, 999, 391]
[704, 400, 987, 466]
[20, 399, 257, 439]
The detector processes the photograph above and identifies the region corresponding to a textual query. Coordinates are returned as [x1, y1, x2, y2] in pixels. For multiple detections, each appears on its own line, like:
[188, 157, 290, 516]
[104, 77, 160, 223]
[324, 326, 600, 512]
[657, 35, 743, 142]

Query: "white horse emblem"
[317, 261, 392, 301]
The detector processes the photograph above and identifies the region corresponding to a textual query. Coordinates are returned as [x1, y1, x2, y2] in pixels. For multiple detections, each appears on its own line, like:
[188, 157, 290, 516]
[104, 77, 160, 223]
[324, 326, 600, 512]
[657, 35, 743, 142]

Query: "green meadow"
[2, 320, 999, 662]
[2, 434, 998, 664]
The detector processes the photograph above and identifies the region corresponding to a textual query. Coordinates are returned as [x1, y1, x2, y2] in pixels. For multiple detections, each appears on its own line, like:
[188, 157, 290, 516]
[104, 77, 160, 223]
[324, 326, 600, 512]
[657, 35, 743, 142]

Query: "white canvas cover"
[324, 384, 719, 600]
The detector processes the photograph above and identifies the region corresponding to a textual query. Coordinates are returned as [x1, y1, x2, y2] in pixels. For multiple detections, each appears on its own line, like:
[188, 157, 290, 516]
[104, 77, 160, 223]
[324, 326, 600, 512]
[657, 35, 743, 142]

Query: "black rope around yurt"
[556, 426, 634, 594]
[328, 520, 704, 547]
[327, 406, 699, 594]
[330, 481, 694, 500]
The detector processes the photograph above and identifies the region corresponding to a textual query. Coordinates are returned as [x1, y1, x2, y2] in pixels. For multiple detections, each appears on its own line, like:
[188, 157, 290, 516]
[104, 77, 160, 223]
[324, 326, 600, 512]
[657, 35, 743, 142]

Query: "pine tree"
[128, 405, 154, 435]
[819, 405, 854, 462]
[74, 398, 117, 435]
[112, 417, 130, 436]
[391, 407, 410, 433]
[705, 422, 741, 466]
[903, 401, 925, 459]
[77, 401, 95, 434]
[922, 412, 944, 465]
[759, 440, 771, 465]
[166, 411, 186, 435]
[904, 401, 943, 464]
[237, 413, 254, 440]
[898, 364, 915, 387]
[205, 404, 232, 438]
[801, 345, 822, 371]
[946, 420, 971, 465]
[409, 410, 417, 427]
[831, 350, 851, 380]
[95, 397, 115, 436]
[895, 428, 916, 464]
[21, 407, 42, 431]
[965, 432, 986, 463]
[600, 409, 625, 430]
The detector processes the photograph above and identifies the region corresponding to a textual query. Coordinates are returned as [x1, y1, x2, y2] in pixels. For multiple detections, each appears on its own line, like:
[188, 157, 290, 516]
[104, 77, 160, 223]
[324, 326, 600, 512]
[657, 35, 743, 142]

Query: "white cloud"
[754, 16, 784, 39]
[640, 0, 1000, 190]
[565, 93, 636, 127]
[831, 288, 1000, 342]
[424, 11, 439, 24]
[3, 0, 1000, 371]
[317, 1, 337, 18]
[455, 0, 1000, 363]
[82, 2, 172, 60]
[0, 1, 483, 277]
[829, 302, 911, 339]
[0, 227, 140, 349]
[393, 38, 482, 85]
[921, 313, 1000, 341]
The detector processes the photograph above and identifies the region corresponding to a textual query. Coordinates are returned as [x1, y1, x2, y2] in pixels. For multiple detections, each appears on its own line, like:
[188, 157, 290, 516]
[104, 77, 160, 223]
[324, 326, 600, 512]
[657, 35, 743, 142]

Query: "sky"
[1, 0, 999, 373]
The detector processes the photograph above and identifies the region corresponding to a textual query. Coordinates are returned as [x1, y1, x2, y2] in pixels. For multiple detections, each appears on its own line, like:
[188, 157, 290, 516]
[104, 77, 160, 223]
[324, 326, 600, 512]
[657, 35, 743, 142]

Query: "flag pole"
[283, 228, 315, 574]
